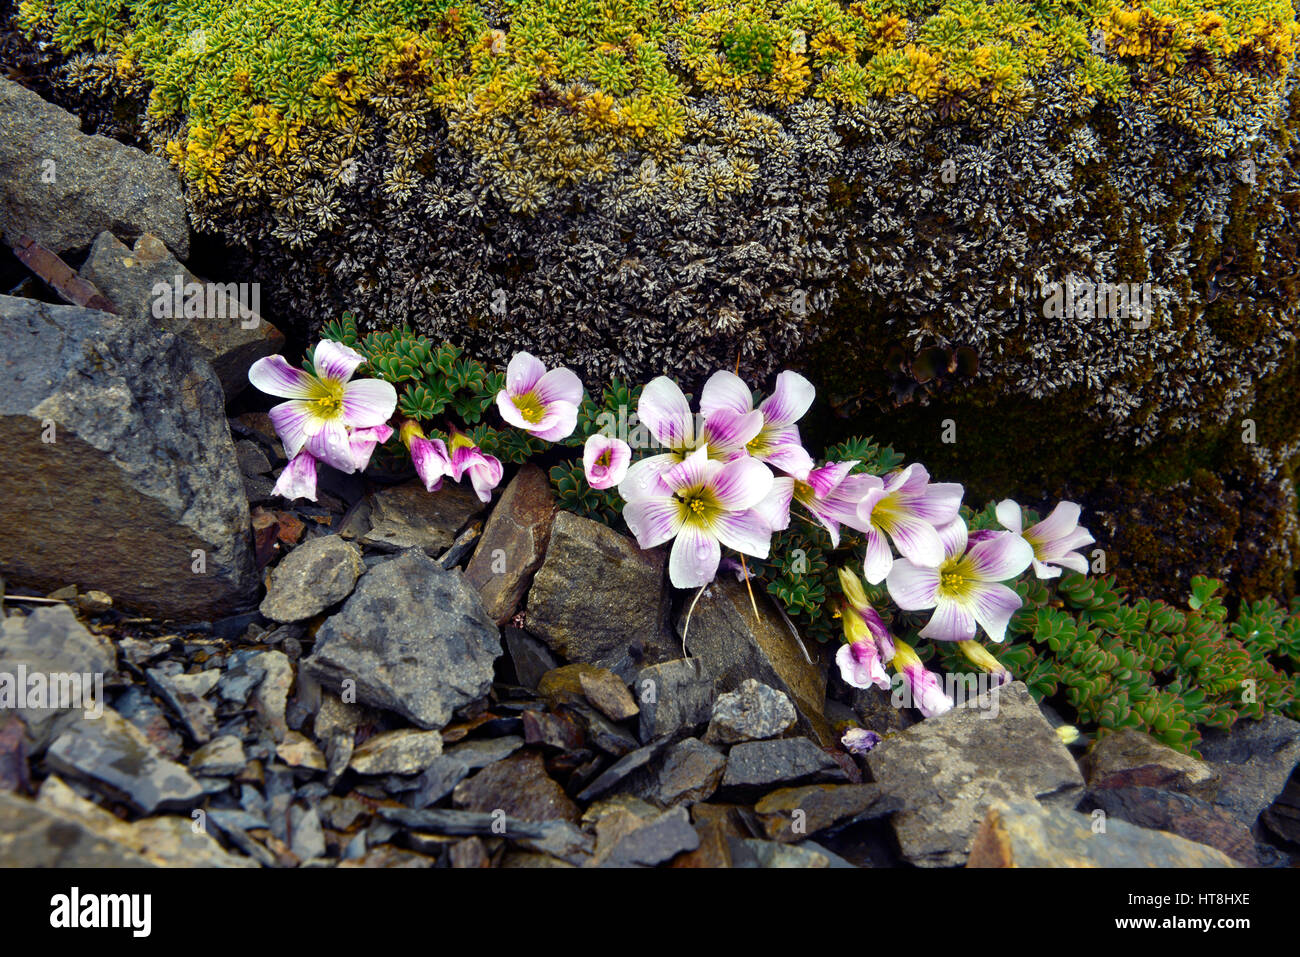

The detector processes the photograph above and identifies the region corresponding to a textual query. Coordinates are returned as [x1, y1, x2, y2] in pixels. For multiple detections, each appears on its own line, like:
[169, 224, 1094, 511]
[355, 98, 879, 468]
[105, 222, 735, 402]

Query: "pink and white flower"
[618, 377, 763, 500]
[348, 424, 393, 473]
[995, 499, 1095, 579]
[622, 446, 774, 588]
[272, 449, 319, 502]
[759, 461, 879, 546]
[835, 566, 894, 690]
[841, 728, 882, 754]
[583, 434, 631, 490]
[401, 420, 452, 493]
[886, 517, 1033, 644]
[448, 429, 504, 503]
[496, 352, 584, 442]
[249, 340, 397, 474]
[891, 639, 954, 717]
[856, 464, 964, 584]
[698, 370, 816, 478]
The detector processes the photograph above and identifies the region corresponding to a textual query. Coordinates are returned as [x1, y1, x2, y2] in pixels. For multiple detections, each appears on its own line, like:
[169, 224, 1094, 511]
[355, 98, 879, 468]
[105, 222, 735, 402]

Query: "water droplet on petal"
[697, 543, 711, 560]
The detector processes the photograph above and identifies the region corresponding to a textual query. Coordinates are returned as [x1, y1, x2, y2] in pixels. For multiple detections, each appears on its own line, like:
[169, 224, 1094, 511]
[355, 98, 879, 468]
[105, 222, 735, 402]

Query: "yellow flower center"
[677, 486, 720, 527]
[938, 566, 970, 599]
[311, 379, 346, 419]
[596, 449, 612, 468]
[514, 392, 546, 424]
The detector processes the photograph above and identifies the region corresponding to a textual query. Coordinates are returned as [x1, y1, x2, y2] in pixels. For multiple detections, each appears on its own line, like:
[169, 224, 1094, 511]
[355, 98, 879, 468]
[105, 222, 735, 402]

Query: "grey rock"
[361, 481, 484, 555]
[464, 464, 556, 622]
[636, 658, 714, 742]
[235, 440, 272, 476]
[730, 838, 834, 868]
[190, 735, 246, 776]
[865, 682, 1085, 867]
[304, 549, 500, 729]
[289, 804, 326, 862]
[1083, 727, 1219, 799]
[0, 791, 153, 867]
[526, 511, 673, 681]
[313, 692, 361, 785]
[653, 737, 726, 806]
[968, 798, 1238, 867]
[46, 708, 203, 814]
[721, 737, 844, 790]
[677, 577, 831, 745]
[578, 739, 671, 802]
[706, 678, 797, 744]
[350, 730, 444, 775]
[0, 296, 256, 617]
[502, 628, 557, 690]
[444, 735, 526, 769]
[114, 685, 184, 759]
[1199, 714, 1300, 827]
[0, 78, 188, 257]
[145, 667, 219, 743]
[251, 650, 293, 743]
[596, 805, 698, 867]
[0, 604, 115, 747]
[409, 756, 474, 808]
[1080, 787, 1264, 866]
[259, 536, 363, 623]
[79, 231, 282, 398]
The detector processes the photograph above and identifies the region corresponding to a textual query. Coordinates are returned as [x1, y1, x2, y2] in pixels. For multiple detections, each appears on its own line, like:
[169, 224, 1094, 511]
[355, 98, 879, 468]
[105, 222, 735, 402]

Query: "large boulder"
[865, 682, 1084, 867]
[0, 296, 257, 618]
[0, 78, 188, 257]
[79, 231, 282, 400]
[525, 511, 674, 681]
[676, 578, 831, 746]
[303, 549, 501, 729]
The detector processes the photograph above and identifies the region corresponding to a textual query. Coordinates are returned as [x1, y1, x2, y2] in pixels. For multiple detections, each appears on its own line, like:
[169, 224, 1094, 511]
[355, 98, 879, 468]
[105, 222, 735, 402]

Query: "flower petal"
[349, 423, 393, 472]
[863, 528, 894, 585]
[758, 371, 815, 427]
[531, 401, 579, 442]
[618, 453, 677, 502]
[712, 509, 773, 559]
[668, 524, 721, 589]
[505, 352, 547, 395]
[624, 497, 684, 549]
[936, 517, 969, 561]
[496, 392, 534, 431]
[966, 532, 1034, 581]
[272, 450, 318, 501]
[699, 370, 753, 418]
[411, 436, 450, 492]
[970, 582, 1023, 643]
[807, 460, 859, 499]
[919, 598, 977, 642]
[886, 558, 940, 609]
[1028, 501, 1082, 543]
[268, 400, 314, 459]
[663, 446, 720, 494]
[911, 481, 964, 525]
[710, 456, 773, 511]
[342, 378, 398, 428]
[701, 408, 763, 457]
[754, 476, 794, 533]
[249, 355, 318, 399]
[995, 499, 1024, 534]
[762, 436, 815, 480]
[534, 366, 584, 409]
[305, 418, 358, 472]
[313, 340, 366, 384]
[639, 376, 695, 448]
[886, 513, 945, 568]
